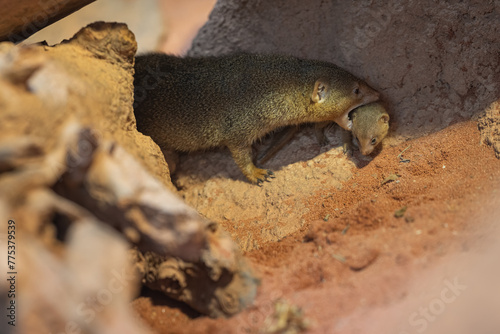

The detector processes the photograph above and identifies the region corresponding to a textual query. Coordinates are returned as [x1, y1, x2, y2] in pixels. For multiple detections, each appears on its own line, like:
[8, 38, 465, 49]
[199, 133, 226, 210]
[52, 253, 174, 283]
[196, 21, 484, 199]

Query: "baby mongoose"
[259, 102, 390, 163]
[347, 102, 389, 155]
[133, 53, 380, 184]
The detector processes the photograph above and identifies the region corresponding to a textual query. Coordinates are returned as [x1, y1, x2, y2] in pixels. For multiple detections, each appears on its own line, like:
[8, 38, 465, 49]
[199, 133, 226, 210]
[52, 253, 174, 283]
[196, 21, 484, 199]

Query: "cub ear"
[379, 114, 390, 124]
[311, 79, 329, 103]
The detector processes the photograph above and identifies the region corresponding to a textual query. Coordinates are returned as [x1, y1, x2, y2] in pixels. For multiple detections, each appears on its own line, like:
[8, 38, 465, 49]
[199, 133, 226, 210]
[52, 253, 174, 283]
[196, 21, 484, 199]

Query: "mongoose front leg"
[259, 122, 332, 166]
[229, 144, 274, 185]
[314, 121, 331, 146]
[258, 126, 299, 164]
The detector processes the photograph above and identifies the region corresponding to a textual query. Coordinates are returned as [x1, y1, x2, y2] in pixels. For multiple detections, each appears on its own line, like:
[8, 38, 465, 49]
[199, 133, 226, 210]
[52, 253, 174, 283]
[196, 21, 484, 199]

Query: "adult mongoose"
[259, 102, 390, 164]
[133, 53, 380, 184]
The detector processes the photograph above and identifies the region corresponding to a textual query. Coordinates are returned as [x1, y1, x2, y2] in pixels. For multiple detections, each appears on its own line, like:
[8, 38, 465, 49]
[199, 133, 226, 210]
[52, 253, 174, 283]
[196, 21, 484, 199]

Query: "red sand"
[133, 121, 500, 333]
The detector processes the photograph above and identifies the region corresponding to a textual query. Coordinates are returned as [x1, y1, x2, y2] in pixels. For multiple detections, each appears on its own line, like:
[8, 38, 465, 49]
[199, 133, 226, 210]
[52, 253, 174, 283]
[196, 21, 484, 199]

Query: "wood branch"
[0, 0, 96, 43]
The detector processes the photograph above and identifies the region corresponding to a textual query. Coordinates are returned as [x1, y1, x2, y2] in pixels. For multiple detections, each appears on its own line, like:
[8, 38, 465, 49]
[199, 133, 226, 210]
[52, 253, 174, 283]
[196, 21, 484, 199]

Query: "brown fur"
[259, 102, 390, 164]
[133, 53, 379, 184]
[349, 102, 389, 155]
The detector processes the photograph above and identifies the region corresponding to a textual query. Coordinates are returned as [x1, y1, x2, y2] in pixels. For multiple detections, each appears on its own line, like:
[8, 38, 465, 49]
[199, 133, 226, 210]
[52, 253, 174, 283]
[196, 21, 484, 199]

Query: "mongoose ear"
[312, 80, 329, 103]
[380, 114, 390, 124]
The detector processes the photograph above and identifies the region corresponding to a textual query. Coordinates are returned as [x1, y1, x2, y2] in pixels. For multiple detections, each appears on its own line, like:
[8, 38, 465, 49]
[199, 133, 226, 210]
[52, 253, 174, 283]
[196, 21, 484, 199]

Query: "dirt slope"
[133, 120, 500, 333]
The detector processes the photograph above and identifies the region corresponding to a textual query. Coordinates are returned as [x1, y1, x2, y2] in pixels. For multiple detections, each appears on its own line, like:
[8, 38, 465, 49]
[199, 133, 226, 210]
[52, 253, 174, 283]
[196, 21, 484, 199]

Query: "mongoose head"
[351, 102, 390, 155]
[311, 75, 380, 130]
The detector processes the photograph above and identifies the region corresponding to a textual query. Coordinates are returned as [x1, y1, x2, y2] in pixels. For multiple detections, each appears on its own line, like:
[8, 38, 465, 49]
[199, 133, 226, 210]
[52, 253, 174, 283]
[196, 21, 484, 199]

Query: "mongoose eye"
[353, 87, 360, 95]
[371, 138, 377, 145]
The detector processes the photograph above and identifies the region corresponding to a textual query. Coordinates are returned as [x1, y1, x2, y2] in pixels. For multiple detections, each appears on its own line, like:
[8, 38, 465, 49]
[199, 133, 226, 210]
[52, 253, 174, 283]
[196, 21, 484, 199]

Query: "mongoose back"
[133, 53, 380, 184]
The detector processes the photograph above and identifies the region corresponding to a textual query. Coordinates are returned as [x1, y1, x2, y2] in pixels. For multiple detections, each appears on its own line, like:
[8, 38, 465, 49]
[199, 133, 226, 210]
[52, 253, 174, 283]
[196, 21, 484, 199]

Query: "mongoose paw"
[343, 142, 352, 155]
[253, 168, 275, 186]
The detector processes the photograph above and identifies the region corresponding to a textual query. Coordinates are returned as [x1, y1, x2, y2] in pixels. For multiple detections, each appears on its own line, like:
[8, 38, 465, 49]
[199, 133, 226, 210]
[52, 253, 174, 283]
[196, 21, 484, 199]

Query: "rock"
[478, 100, 500, 159]
[189, 0, 500, 139]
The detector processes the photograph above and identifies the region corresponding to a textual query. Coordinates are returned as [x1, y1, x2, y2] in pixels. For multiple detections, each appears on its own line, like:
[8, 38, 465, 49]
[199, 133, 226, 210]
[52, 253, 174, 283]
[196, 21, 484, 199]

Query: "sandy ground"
[132, 120, 500, 333]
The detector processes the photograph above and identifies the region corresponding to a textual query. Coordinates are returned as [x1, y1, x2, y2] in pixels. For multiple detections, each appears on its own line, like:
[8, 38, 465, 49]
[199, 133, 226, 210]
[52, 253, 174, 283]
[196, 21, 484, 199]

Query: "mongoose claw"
[251, 168, 275, 185]
[264, 170, 275, 182]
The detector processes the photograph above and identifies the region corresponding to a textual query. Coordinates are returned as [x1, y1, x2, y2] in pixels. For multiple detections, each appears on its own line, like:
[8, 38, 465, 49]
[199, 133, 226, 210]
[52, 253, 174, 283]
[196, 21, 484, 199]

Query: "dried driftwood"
[0, 22, 258, 333]
[0, 0, 96, 42]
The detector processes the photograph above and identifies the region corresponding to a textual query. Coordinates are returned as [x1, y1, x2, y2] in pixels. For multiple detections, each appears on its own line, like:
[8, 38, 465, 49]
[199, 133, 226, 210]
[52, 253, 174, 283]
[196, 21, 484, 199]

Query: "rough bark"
[0, 0, 96, 43]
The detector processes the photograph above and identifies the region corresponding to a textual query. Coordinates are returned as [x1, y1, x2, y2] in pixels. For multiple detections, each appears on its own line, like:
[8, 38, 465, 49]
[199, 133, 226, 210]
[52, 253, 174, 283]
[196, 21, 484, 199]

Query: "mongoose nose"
[360, 148, 372, 156]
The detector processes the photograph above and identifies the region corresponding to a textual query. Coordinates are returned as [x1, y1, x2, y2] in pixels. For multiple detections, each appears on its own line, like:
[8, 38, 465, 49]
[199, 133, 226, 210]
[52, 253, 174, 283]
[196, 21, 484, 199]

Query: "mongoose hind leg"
[229, 144, 274, 185]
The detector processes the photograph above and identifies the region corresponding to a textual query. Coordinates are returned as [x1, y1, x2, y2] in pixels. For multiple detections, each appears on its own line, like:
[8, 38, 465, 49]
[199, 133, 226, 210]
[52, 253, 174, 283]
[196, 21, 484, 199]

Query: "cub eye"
[371, 138, 377, 145]
[353, 87, 360, 95]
